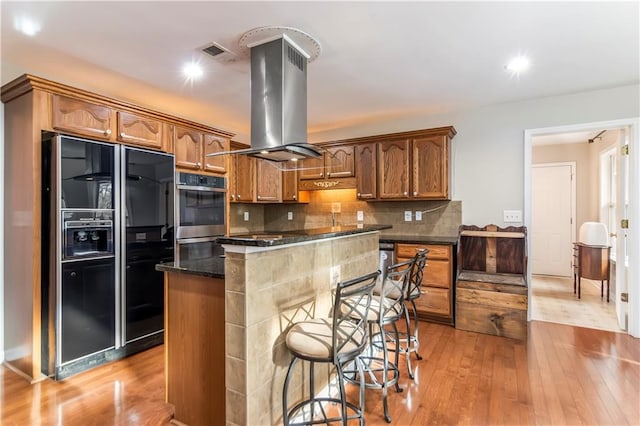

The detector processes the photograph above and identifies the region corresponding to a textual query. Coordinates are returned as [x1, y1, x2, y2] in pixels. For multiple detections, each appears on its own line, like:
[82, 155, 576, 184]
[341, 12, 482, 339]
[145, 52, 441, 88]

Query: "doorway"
[524, 119, 639, 337]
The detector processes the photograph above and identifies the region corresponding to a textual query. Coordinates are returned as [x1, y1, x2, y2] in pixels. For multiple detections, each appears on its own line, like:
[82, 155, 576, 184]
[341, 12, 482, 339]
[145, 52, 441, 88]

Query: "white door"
[532, 163, 575, 276]
[615, 128, 630, 329]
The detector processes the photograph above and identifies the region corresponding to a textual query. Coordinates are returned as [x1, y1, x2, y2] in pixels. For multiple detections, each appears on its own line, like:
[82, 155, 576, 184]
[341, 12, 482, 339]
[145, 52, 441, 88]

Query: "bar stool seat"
[286, 319, 366, 359]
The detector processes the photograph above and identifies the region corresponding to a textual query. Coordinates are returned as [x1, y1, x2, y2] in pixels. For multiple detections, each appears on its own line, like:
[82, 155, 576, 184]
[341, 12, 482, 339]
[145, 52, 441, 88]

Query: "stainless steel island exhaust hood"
[230, 28, 323, 162]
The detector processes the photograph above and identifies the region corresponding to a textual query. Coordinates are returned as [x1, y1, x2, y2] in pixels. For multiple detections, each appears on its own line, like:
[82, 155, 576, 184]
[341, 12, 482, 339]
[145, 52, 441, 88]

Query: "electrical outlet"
[287, 211, 293, 221]
[404, 211, 412, 222]
[331, 202, 341, 213]
[415, 211, 423, 221]
[503, 210, 522, 223]
[243, 211, 249, 221]
[357, 211, 364, 221]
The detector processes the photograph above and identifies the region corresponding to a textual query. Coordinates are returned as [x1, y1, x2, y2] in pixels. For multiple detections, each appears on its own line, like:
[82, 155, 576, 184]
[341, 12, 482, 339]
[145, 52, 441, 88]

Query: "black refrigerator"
[41, 134, 174, 379]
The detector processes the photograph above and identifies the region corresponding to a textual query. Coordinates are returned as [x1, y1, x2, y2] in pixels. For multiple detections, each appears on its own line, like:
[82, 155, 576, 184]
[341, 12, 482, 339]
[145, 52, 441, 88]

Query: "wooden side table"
[573, 243, 611, 302]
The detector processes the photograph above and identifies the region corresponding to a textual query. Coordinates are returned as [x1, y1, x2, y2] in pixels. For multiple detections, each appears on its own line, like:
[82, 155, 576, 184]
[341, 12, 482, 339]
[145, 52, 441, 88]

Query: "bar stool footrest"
[286, 397, 364, 425]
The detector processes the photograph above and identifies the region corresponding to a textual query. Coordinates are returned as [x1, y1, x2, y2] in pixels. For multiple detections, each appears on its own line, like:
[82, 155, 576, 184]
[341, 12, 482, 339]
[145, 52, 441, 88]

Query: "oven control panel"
[177, 172, 226, 189]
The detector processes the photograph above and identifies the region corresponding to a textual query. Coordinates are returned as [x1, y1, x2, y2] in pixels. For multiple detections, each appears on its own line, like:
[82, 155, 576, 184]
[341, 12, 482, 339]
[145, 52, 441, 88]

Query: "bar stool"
[344, 259, 414, 423]
[399, 248, 428, 379]
[282, 270, 380, 426]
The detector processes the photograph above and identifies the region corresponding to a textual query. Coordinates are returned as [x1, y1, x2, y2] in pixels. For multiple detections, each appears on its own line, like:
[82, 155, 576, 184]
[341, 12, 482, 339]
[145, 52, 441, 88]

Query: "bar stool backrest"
[407, 248, 428, 300]
[332, 270, 380, 363]
[380, 259, 415, 321]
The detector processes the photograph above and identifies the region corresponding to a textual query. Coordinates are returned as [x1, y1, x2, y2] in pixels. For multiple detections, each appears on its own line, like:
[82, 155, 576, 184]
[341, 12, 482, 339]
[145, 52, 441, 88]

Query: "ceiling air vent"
[201, 42, 236, 63]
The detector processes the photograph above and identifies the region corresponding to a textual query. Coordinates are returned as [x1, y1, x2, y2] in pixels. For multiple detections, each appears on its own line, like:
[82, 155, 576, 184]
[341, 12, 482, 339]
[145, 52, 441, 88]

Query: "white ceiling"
[2, 1, 638, 143]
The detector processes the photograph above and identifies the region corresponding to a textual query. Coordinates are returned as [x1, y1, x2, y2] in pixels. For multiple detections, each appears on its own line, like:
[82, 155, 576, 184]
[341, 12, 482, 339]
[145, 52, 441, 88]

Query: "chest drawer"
[396, 243, 451, 260]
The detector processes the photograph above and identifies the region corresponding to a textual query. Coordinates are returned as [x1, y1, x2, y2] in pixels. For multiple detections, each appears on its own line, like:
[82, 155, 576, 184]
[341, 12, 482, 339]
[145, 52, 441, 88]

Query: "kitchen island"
[157, 225, 389, 426]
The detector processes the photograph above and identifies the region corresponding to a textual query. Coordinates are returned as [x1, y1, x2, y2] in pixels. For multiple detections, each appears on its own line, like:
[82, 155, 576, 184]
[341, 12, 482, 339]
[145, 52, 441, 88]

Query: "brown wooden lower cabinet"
[396, 243, 454, 325]
[165, 272, 225, 426]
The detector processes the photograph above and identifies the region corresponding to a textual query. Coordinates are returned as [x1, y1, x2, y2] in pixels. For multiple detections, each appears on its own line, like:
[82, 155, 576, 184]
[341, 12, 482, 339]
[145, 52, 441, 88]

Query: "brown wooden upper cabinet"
[255, 159, 282, 202]
[376, 134, 451, 200]
[175, 125, 230, 174]
[229, 154, 255, 203]
[299, 146, 355, 180]
[412, 135, 449, 199]
[52, 95, 114, 140]
[355, 143, 377, 200]
[203, 134, 230, 174]
[116, 111, 164, 150]
[377, 139, 411, 199]
[281, 164, 299, 202]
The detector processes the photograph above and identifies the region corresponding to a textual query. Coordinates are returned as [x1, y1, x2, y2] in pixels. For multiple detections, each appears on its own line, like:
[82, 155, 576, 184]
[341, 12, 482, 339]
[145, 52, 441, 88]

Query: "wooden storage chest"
[455, 225, 528, 340]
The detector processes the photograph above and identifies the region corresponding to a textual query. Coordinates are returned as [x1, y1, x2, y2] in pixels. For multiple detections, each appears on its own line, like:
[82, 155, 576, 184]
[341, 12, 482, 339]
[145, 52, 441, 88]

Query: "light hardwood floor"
[531, 274, 622, 332]
[2, 320, 638, 425]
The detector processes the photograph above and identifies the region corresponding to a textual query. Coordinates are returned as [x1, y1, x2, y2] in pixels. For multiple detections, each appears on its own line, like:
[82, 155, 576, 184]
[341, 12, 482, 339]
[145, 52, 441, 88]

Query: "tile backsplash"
[230, 189, 461, 237]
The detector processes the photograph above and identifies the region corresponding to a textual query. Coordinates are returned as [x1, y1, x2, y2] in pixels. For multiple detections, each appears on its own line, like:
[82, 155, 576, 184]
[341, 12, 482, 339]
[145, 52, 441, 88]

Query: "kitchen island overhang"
[156, 224, 390, 425]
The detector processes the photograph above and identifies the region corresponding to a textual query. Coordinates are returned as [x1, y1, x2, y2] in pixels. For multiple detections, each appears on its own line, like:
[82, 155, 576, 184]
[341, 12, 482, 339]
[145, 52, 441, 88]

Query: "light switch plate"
[287, 211, 293, 221]
[503, 210, 522, 223]
[243, 211, 249, 221]
[415, 211, 423, 221]
[404, 211, 412, 221]
[357, 211, 364, 221]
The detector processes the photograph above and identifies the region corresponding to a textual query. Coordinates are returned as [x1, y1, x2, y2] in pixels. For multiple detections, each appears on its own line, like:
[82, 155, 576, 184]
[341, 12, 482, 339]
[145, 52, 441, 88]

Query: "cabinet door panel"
[299, 155, 325, 180]
[174, 126, 202, 170]
[355, 143, 377, 200]
[377, 140, 410, 199]
[412, 136, 448, 199]
[424, 259, 452, 289]
[326, 146, 355, 178]
[282, 165, 298, 202]
[234, 154, 255, 202]
[117, 111, 163, 150]
[415, 287, 451, 317]
[52, 95, 113, 140]
[256, 159, 281, 202]
[203, 135, 229, 174]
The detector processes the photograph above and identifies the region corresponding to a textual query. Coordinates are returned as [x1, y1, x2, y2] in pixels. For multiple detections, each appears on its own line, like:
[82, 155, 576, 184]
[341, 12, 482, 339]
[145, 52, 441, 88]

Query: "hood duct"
[238, 28, 323, 162]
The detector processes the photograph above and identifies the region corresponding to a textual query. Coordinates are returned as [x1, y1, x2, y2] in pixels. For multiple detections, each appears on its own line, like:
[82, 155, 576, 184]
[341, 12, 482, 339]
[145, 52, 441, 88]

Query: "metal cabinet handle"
[257, 195, 261, 200]
[231, 195, 236, 200]
[413, 191, 418, 196]
[104, 129, 112, 136]
[403, 191, 408, 196]
[293, 195, 297, 200]
[197, 162, 202, 167]
[420, 290, 427, 294]
[320, 172, 324, 177]
[357, 193, 361, 197]
[327, 172, 331, 177]
[70, 272, 77, 277]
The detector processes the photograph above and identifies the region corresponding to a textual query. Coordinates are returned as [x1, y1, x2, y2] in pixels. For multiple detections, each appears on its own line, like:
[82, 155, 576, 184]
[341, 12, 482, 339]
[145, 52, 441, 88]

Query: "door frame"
[531, 162, 576, 277]
[524, 118, 640, 337]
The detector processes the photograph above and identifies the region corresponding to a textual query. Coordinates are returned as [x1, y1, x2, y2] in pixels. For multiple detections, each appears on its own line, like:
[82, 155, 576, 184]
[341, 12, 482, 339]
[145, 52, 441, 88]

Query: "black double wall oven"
[41, 134, 174, 379]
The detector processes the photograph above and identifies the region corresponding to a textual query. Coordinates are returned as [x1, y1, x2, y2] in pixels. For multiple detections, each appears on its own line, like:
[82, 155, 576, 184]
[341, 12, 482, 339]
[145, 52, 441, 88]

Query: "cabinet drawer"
[415, 286, 450, 317]
[396, 243, 451, 260]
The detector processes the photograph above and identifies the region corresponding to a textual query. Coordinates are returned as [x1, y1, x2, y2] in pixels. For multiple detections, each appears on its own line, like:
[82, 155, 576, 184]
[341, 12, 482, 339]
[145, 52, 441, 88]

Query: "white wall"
[310, 84, 640, 227]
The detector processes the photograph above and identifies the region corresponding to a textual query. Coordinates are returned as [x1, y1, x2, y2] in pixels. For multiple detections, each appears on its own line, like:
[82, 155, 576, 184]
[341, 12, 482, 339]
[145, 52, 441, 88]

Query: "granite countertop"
[217, 224, 392, 247]
[379, 234, 458, 245]
[155, 256, 225, 279]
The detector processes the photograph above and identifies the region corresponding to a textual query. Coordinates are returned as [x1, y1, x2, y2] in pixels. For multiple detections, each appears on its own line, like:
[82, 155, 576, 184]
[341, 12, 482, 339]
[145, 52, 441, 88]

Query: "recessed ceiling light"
[505, 55, 530, 74]
[14, 16, 41, 36]
[182, 61, 203, 81]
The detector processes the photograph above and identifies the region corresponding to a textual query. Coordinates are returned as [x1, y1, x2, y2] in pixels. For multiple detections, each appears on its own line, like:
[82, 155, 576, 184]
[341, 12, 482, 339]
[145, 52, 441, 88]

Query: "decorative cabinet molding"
[52, 95, 113, 140]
